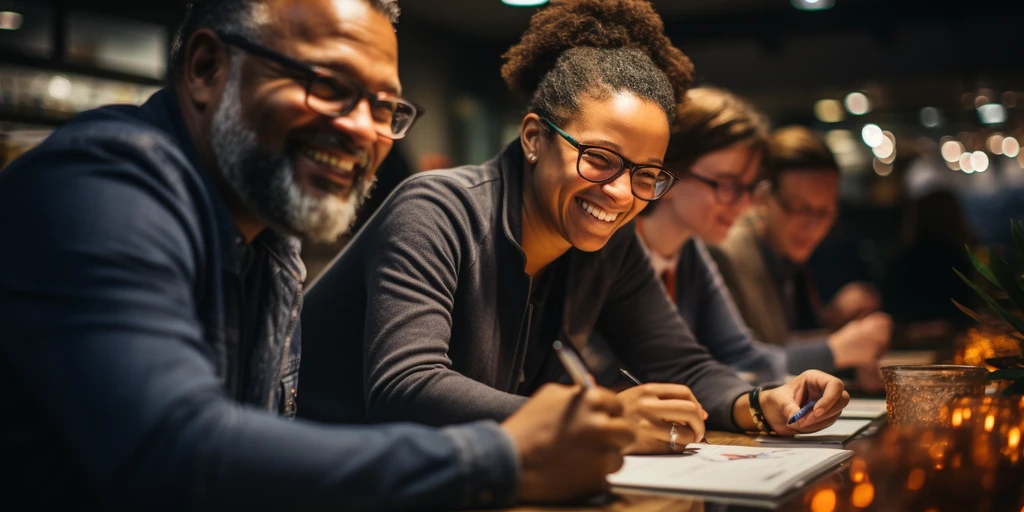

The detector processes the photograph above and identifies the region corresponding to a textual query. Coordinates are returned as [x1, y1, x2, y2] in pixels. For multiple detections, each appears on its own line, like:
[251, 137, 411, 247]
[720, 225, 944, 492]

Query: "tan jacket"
[707, 218, 792, 348]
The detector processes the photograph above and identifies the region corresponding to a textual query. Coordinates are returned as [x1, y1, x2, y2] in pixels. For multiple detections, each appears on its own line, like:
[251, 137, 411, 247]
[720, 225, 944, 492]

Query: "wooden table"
[496, 422, 1024, 512]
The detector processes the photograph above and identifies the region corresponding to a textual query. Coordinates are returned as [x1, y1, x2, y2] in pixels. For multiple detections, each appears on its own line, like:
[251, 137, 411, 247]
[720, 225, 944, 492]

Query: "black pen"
[619, 368, 710, 445]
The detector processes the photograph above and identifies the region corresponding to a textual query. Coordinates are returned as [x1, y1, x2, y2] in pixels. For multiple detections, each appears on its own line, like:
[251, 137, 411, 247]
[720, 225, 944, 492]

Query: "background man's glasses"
[772, 192, 837, 223]
[218, 33, 424, 140]
[542, 118, 678, 201]
[684, 171, 758, 205]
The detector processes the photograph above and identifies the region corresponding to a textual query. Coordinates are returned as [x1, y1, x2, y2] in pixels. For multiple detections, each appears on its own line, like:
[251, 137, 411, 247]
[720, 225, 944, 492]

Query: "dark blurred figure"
[882, 189, 975, 331]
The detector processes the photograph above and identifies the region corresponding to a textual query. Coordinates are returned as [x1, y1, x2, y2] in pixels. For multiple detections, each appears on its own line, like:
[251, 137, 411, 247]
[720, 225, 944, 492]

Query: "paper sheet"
[608, 444, 852, 497]
[757, 419, 872, 446]
[840, 399, 888, 419]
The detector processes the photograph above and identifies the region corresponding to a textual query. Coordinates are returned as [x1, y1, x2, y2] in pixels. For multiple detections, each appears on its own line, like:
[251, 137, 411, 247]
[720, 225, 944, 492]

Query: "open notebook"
[608, 444, 852, 498]
[757, 418, 873, 447]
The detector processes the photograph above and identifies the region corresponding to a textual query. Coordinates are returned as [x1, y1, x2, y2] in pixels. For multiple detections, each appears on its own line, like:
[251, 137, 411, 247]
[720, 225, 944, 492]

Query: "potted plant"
[953, 220, 1024, 395]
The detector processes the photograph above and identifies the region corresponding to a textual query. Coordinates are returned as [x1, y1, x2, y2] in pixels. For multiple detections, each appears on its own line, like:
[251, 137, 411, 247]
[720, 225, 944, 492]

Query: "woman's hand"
[617, 383, 708, 454]
[759, 370, 850, 436]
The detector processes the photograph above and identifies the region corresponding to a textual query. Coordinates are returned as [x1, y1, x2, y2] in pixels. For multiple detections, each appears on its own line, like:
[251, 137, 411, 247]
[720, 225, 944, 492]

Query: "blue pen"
[787, 398, 819, 425]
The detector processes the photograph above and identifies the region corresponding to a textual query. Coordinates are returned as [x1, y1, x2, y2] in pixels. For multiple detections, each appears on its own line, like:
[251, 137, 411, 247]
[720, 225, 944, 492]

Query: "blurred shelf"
[0, 53, 165, 87]
[0, 106, 75, 127]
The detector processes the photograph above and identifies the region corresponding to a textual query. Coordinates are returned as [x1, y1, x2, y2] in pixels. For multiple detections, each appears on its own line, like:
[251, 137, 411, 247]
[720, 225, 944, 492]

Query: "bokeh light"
[988, 134, 1005, 155]
[815, 99, 845, 123]
[978, 103, 1007, 124]
[920, 107, 941, 128]
[48, 75, 72, 100]
[810, 488, 837, 512]
[873, 158, 893, 176]
[907, 468, 926, 490]
[971, 151, 989, 172]
[851, 482, 875, 508]
[941, 140, 964, 162]
[959, 153, 974, 173]
[872, 133, 894, 159]
[862, 124, 884, 147]
[844, 92, 871, 115]
[1003, 137, 1020, 158]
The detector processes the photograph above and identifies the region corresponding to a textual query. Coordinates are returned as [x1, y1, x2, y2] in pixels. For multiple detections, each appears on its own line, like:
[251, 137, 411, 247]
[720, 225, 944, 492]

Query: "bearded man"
[0, 0, 635, 509]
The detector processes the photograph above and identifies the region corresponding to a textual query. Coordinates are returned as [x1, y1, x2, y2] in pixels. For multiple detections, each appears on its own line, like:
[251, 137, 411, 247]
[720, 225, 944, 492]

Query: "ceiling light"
[0, 11, 22, 30]
[792, 0, 835, 11]
[977, 103, 1007, 125]
[501, 0, 549, 6]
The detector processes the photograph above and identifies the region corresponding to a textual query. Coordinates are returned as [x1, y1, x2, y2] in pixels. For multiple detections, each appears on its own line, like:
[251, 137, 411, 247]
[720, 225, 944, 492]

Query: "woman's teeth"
[304, 147, 355, 174]
[579, 199, 618, 223]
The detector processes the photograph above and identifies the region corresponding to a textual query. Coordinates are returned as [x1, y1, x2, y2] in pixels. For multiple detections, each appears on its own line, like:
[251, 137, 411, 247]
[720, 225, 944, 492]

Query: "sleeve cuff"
[442, 420, 520, 509]
[784, 339, 837, 375]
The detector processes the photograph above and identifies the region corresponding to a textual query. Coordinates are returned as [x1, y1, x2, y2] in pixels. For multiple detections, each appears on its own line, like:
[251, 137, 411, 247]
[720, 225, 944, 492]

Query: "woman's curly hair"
[501, 0, 694, 126]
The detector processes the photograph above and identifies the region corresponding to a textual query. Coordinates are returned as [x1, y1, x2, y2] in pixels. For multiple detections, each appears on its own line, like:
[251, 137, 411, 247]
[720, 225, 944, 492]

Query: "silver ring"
[669, 424, 678, 451]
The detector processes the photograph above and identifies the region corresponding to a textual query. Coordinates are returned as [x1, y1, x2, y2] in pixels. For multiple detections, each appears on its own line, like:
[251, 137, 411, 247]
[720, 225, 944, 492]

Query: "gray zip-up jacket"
[299, 140, 753, 430]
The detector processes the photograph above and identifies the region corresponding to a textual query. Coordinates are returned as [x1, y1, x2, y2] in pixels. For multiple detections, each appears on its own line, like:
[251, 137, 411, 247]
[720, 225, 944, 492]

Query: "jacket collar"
[138, 88, 303, 280]
[497, 139, 528, 260]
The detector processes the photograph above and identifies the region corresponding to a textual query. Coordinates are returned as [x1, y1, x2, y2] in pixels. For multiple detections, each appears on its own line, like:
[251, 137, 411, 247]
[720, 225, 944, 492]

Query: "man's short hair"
[169, 0, 400, 79]
[763, 125, 839, 187]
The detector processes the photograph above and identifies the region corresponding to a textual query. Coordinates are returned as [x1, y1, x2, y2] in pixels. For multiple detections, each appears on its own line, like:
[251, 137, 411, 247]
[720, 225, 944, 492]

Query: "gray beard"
[209, 63, 374, 243]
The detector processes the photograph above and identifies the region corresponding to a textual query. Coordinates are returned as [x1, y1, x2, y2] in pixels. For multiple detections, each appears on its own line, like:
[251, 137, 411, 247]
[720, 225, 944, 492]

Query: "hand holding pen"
[754, 370, 851, 436]
[615, 368, 709, 454]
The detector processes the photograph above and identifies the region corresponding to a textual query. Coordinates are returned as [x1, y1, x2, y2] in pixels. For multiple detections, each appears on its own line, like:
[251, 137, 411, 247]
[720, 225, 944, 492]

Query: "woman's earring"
[527, 153, 537, 163]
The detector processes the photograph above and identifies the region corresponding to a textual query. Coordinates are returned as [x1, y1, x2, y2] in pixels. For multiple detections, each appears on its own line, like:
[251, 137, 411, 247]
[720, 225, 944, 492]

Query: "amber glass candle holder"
[882, 365, 988, 427]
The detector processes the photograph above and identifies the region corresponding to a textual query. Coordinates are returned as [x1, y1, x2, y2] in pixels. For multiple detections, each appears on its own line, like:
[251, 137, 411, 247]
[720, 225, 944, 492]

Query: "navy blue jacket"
[0, 88, 517, 510]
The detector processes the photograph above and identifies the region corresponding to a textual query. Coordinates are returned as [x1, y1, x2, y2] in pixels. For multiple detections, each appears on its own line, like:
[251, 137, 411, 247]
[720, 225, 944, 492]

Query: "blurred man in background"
[711, 126, 892, 392]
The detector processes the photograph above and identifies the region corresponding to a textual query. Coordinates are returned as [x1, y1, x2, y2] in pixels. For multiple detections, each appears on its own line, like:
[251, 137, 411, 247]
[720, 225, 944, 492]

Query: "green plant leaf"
[1012, 220, 1024, 258]
[1010, 221, 1024, 274]
[989, 254, 1024, 314]
[955, 267, 1024, 335]
[952, 300, 1024, 340]
[965, 246, 998, 286]
[987, 368, 1024, 381]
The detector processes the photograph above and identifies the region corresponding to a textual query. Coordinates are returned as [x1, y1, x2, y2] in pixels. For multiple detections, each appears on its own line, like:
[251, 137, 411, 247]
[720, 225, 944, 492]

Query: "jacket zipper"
[509, 277, 533, 390]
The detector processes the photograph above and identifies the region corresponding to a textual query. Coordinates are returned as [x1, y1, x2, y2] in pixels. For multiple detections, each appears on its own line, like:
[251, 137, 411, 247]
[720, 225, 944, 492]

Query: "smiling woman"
[298, 0, 847, 455]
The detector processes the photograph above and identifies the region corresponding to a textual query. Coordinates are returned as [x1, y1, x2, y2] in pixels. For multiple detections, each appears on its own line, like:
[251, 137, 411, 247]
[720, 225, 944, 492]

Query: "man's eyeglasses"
[771, 192, 837, 223]
[541, 118, 678, 201]
[218, 33, 424, 140]
[683, 171, 759, 205]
